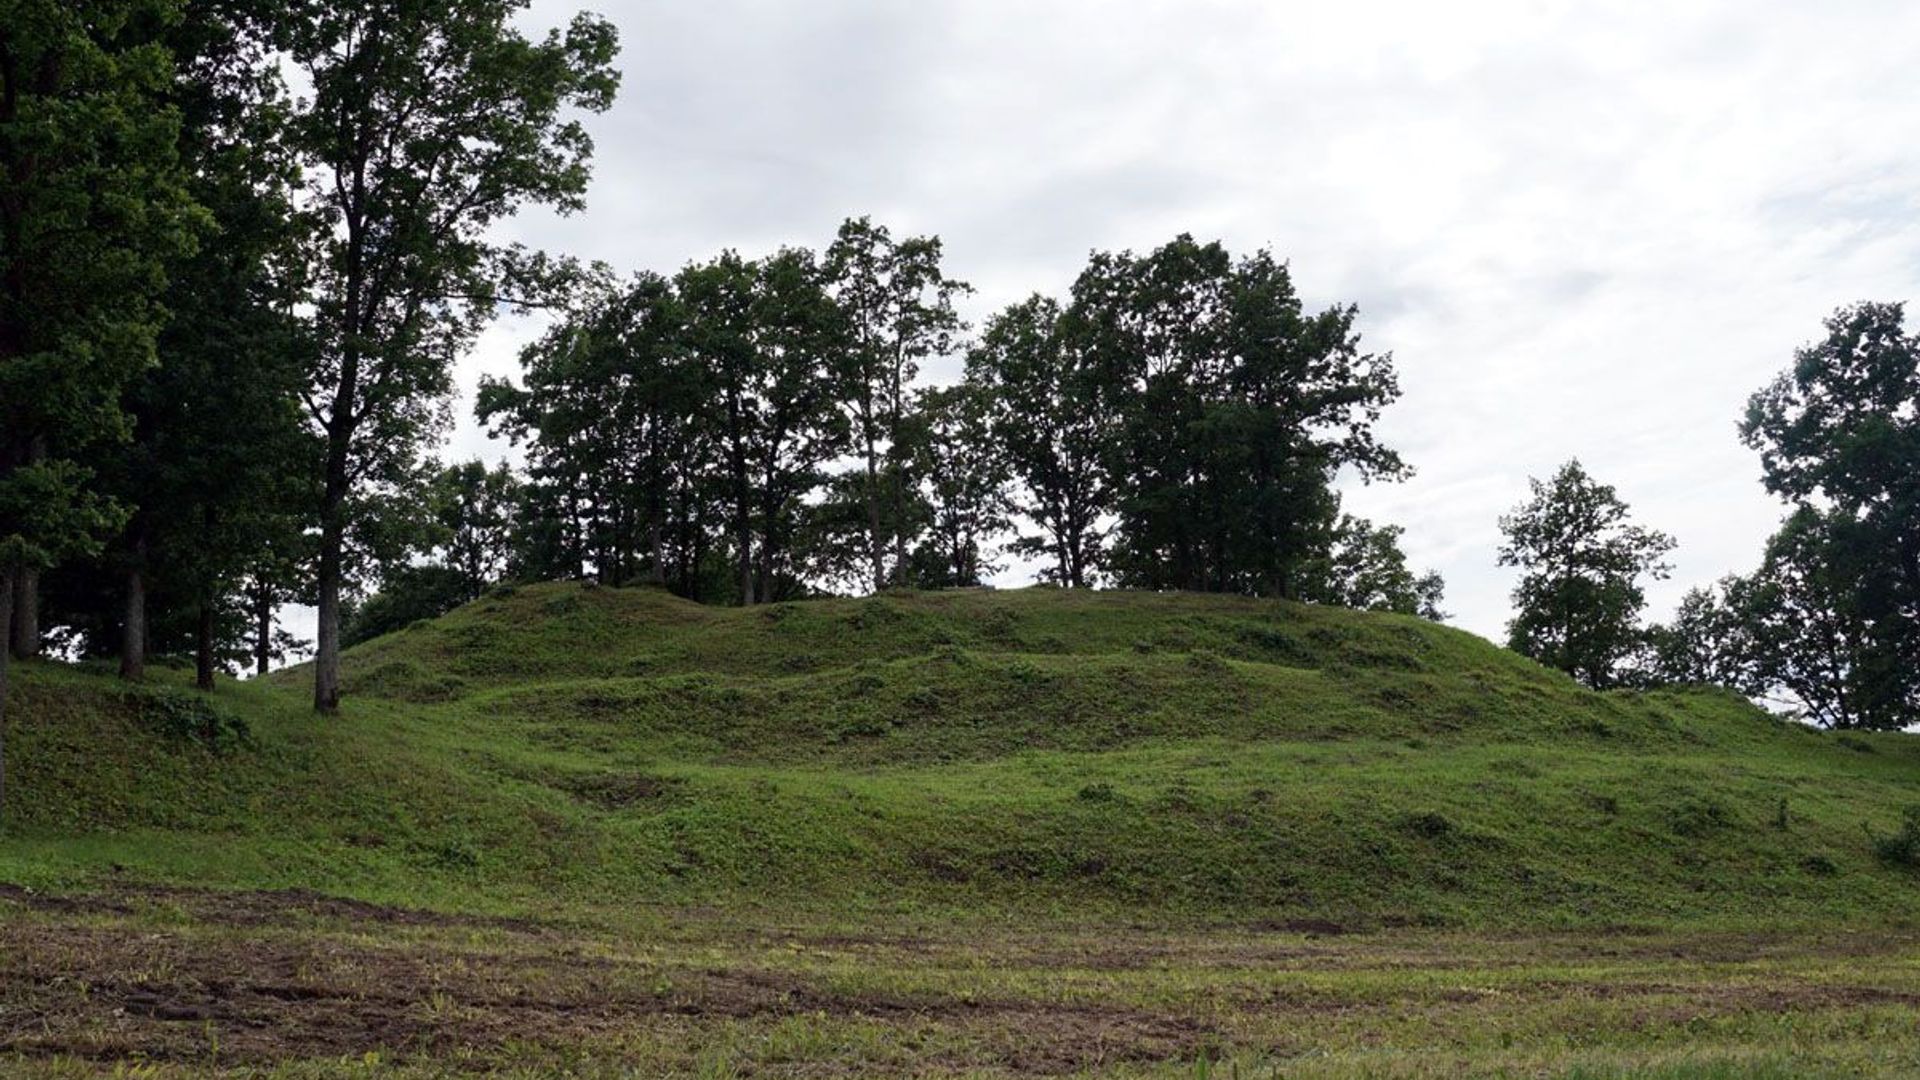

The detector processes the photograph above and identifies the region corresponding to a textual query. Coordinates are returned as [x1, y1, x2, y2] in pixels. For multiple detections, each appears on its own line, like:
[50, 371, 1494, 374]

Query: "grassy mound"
[5, 582, 1920, 928]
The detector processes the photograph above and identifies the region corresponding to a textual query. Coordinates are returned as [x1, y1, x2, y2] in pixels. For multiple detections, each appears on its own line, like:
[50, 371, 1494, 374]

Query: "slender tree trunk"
[314, 504, 345, 711]
[9, 438, 43, 661]
[0, 561, 14, 824]
[119, 563, 146, 681]
[865, 442, 885, 593]
[253, 583, 273, 677]
[195, 596, 216, 691]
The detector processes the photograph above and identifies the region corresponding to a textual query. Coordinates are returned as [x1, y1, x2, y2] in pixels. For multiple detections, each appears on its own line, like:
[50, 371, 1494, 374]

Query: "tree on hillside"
[901, 381, 1013, 588]
[1071, 237, 1406, 596]
[1729, 507, 1908, 728]
[480, 272, 714, 593]
[1499, 459, 1676, 689]
[967, 296, 1112, 588]
[679, 249, 850, 604]
[1639, 579, 1758, 692]
[824, 218, 968, 591]
[287, 0, 620, 712]
[1301, 513, 1447, 620]
[0, 0, 202, 815]
[103, 0, 312, 688]
[1739, 301, 1919, 728]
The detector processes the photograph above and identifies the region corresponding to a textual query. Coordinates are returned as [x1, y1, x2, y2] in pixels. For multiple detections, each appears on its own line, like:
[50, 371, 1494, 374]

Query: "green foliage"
[1737, 301, 1919, 729]
[1301, 513, 1446, 620]
[132, 685, 249, 751]
[287, 0, 621, 708]
[1500, 459, 1676, 689]
[1865, 805, 1920, 868]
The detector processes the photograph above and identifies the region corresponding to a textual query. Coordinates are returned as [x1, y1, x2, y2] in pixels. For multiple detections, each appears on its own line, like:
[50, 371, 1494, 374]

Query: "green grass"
[8, 582, 1920, 1075]
[4, 581, 1918, 928]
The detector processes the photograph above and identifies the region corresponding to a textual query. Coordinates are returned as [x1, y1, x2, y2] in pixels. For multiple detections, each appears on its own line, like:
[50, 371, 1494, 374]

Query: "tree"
[1302, 513, 1447, 620]
[1065, 238, 1405, 596]
[288, 0, 619, 711]
[479, 272, 713, 593]
[679, 249, 849, 604]
[1498, 459, 1676, 689]
[1, 0, 201, 815]
[967, 296, 1111, 587]
[1731, 508, 1911, 728]
[104, 0, 310, 689]
[902, 381, 1012, 588]
[431, 460, 519, 601]
[1739, 301, 1919, 727]
[824, 218, 967, 591]
[1638, 580, 1757, 692]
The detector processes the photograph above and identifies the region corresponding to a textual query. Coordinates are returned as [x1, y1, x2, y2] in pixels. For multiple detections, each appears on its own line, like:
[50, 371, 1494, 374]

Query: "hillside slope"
[5, 581, 1919, 928]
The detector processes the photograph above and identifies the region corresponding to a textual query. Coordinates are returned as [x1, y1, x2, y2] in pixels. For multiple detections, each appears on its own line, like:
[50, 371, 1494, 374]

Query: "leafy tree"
[1740, 301, 1919, 727]
[901, 381, 1012, 588]
[287, 0, 619, 711]
[824, 218, 968, 590]
[1302, 513, 1446, 620]
[104, 0, 310, 688]
[1732, 508, 1909, 728]
[1071, 237, 1405, 596]
[431, 460, 519, 601]
[1498, 459, 1675, 689]
[479, 273, 712, 592]
[967, 296, 1111, 587]
[0, 0, 201, 814]
[679, 249, 849, 604]
[343, 563, 471, 646]
[1638, 580, 1757, 692]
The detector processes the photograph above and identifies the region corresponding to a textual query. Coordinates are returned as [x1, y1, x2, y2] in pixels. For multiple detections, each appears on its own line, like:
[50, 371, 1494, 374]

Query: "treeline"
[1494, 302, 1919, 730]
[441, 226, 1441, 616]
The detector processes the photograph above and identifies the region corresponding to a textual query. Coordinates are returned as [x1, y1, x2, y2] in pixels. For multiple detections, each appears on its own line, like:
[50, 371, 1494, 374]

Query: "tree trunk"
[314, 446, 349, 711]
[253, 583, 273, 677]
[195, 597, 216, 691]
[119, 563, 146, 681]
[9, 438, 43, 661]
[0, 561, 14, 824]
[8, 564, 36, 661]
[314, 509, 344, 711]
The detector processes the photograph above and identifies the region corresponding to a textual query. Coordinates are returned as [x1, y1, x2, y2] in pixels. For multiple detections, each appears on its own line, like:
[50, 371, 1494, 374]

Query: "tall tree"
[967, 296, 1111, 587]
[0, 0, 200, 814]
[287, 0, 619, 711]
[680, 249, 849, 604]
[108, 0, 310, 688]
[824, 218, 968, 591]
[1739, 301, 1919, 728]
[1072, 237, 1405, 596]
[901, 381, 1012, 588]
[479, 272, 712, 592]
[1498, 459, 1676, 689]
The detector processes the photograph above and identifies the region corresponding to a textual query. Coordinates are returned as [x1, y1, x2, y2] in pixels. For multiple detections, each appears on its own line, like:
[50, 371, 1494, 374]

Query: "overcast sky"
[438, 0, 1920, 642]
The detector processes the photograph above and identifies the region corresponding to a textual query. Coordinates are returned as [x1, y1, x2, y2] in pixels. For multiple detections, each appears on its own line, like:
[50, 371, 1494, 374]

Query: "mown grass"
[6, 584, 1920, 1075]
[5, 581, 1920, 928]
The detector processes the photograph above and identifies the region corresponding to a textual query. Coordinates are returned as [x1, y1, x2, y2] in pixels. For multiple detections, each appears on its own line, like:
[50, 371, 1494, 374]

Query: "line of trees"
[1498, 302, 1919, 729]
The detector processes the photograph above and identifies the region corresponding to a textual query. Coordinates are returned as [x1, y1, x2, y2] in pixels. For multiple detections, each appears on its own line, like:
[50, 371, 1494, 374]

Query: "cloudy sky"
[445, 0, 1920, 641]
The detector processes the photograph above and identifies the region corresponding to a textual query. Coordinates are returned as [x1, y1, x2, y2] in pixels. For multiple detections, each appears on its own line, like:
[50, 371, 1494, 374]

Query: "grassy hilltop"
[4, 581, 1918, 929]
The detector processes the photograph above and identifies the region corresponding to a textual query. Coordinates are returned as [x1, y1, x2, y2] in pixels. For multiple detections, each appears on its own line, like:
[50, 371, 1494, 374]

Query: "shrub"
[1403, 811, 1454, 839]
[133, 688, 250, 752]
[1076, 782, 1119, 803]
[1866, 806, 1920, 868]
